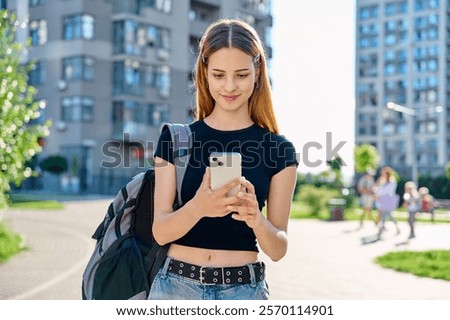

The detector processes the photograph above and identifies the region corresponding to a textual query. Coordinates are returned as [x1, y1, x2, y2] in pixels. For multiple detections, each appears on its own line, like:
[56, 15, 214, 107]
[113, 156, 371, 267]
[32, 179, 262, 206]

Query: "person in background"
[419, 187, 435, 223]
[403, 181, 421, 239]
[357, 168, 376, 229]
[374, 166, 400, 238]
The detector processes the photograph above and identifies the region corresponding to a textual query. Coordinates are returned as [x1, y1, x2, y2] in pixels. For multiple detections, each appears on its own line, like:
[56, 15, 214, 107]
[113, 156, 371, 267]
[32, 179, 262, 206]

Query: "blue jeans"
[377, 210, 400, 237]
[148, 258, 269, 300]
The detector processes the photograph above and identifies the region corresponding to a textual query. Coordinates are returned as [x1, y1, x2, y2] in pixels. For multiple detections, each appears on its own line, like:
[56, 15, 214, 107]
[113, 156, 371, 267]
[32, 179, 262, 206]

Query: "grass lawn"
[290, 200, 367, 221]
[290, 200, 450, 223]
[375, 250, 450, 281]
[8, 194, 64, 210]
[9, 200, 64, 210]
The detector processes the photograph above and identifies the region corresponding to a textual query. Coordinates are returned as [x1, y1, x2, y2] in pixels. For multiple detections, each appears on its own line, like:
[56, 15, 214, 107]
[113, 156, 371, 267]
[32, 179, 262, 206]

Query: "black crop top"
[154, 120, 298, 252]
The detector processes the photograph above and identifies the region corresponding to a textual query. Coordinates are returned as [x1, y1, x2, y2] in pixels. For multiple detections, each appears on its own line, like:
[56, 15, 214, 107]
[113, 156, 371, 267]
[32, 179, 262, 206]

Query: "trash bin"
[329, 198, 346, 221]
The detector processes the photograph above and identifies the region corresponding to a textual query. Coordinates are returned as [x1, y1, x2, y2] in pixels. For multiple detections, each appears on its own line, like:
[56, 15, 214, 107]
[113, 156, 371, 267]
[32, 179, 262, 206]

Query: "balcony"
[241, 0, 272, 16]
[189, 0, 221, 37]
[113, 121, 152, 141]
[192, 0, 222, 6]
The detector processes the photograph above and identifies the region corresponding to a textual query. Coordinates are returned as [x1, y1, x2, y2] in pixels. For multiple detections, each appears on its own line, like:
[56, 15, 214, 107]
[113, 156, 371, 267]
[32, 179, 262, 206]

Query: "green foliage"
[296, 171, 343, 189]
[0, 221, 25, 263]
[417, 175, 450, 200]
[327, 157, 344, 172]
[39, 155, 68, 175]
[0, 10, 50, 208]
[326, 156, 344, 188]
[297, 185, 340, 216]
[446, 162, 450, 180]
[354, 144, 379, 174]
[375, 250, 450, 281]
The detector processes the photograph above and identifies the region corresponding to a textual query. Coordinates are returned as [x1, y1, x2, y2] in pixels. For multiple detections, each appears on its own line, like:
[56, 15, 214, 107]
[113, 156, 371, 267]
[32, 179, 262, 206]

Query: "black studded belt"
[167, 258, 265, 285]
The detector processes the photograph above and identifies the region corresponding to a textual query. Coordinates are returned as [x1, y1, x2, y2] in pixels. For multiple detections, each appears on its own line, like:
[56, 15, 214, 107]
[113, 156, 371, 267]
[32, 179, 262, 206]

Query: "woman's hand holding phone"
[228, 178, 264, 229]
[188, 168, 243, 219]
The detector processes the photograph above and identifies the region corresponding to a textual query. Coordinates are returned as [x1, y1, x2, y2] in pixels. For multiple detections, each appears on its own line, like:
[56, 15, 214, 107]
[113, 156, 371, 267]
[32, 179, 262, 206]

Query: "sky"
[271, 0, 356, 182]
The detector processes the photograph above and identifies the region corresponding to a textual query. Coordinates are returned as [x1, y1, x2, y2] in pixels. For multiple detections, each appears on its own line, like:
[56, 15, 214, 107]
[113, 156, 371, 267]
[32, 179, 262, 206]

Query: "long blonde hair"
[193, 19, 279, 134]
[377, 166, 395, 185]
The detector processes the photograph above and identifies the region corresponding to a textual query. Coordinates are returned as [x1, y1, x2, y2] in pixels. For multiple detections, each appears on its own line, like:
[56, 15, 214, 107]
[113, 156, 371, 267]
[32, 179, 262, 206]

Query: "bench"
[420, 199, 450, 222]
[434, 199, 450, 210]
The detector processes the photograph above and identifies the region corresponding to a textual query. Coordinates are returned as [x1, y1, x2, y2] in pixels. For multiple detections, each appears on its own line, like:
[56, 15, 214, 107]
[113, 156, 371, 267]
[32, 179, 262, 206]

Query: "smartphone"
[209, 152, 242, 197]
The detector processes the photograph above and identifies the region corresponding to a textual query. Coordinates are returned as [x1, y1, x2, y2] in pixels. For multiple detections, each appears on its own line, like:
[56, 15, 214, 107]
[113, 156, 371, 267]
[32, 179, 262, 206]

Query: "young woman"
[374, 166, 400, 238]
[149, 19, 298, 300]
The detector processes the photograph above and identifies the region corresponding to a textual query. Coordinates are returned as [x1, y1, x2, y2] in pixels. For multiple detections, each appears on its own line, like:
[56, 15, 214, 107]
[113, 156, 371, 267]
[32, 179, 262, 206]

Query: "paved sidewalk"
[1, 199, 450, 300]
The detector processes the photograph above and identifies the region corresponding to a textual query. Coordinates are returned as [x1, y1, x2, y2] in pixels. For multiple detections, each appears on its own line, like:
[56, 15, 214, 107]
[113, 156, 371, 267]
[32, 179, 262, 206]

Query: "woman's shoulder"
[261, 129, 296, 146]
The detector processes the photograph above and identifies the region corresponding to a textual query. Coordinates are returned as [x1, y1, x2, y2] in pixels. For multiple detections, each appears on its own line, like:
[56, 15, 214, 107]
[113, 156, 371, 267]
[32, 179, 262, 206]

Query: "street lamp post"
[386, 102, 443, 185]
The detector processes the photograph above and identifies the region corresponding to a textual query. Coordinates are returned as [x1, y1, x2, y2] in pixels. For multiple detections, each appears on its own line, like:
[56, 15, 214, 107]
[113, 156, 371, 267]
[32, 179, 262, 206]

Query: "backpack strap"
[162, 123, 192, 207]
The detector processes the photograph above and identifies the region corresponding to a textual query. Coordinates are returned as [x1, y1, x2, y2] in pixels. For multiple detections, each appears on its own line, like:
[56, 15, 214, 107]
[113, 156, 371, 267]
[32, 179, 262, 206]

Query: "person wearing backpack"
[149, 19, 298, 300]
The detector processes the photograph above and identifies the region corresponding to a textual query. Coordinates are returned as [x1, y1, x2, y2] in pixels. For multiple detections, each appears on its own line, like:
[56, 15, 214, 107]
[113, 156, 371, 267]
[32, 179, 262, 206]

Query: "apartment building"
[5, 0, 273, 194]
[355, 0, 449, 180]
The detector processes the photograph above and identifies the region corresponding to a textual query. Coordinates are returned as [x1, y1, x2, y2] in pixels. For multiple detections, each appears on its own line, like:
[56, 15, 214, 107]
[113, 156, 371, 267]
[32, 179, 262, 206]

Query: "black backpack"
[82, 123, 192, 300]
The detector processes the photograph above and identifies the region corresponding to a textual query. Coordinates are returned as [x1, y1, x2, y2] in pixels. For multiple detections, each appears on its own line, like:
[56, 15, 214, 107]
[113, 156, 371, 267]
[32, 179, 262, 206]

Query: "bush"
[39, 155, 68, 175]
[298, 185, 340, 216]
[0, 222, 25, 263]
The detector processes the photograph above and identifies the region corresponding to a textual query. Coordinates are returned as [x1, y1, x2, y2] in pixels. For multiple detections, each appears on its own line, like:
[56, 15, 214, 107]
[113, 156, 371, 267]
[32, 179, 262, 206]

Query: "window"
[113, 0, 172, 14]
[113, 60, 144, 96]
[427, 59, 437, 71]
[358, 54, 378, 78]
[359, 5, 378, 20]
[156, 65, 170, 97]
[62, 56, 95, 81]
[113, 20, 170, 56]
[28, 61, 46, 85]
[358, 23, 379, 49]
[114, 60, 170, 96]
[414, 15, 439, 43]
[384, 63, 395, 75]
[29, 0, 46, 6]
[112, 101, 169, 127]
[61, 96, 94, 122]
[148, 104, 168, 126]
[415, 0, 439, 11]
[63, 14, 94, 40]
[150, 0, 172, 14]
[413, 45, 440, 74]
[385, 2, 396, 15]
[385, 1, 408, 15]
[29, 19, 47, 46]
[428, 45, 439, 56]
[147, 25, 170, 49]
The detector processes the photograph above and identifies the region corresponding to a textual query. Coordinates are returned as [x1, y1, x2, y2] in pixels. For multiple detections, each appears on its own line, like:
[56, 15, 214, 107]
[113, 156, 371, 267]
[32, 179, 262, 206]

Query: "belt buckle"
[199, 267, 216, 285]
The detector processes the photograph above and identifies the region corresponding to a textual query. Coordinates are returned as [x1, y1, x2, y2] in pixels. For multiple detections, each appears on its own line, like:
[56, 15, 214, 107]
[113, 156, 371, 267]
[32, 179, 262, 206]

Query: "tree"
[446, 162, 450, 180]
[0, 10, 50, 209]
[354, 144, 380, 174]
[39, 155, 68, 175]
[326, 156, 344, 188]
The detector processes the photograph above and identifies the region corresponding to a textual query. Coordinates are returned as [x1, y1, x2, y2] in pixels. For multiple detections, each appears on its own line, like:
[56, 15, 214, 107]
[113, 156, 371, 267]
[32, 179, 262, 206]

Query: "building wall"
[355, 0, 449, 179]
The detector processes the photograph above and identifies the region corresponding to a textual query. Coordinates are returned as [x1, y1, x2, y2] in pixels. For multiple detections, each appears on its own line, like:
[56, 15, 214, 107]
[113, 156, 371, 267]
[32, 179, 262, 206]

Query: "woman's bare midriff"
[168, 244, 258, 267]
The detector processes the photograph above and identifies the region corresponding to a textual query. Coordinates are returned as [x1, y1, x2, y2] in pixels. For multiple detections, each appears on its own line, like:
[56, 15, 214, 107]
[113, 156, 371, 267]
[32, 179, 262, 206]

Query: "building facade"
[355, 0, 449, 179]
[5, 0, 273, 194]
